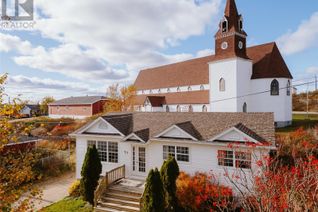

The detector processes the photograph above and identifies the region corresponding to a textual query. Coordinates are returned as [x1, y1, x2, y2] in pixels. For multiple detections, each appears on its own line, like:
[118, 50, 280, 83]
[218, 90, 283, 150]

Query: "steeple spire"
[214, 0, 249, 60]
[224, 0, 239, 18]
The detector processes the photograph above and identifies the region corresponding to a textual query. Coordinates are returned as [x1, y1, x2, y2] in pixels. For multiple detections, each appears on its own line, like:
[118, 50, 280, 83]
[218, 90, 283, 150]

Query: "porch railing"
[94, 165, 125, 206]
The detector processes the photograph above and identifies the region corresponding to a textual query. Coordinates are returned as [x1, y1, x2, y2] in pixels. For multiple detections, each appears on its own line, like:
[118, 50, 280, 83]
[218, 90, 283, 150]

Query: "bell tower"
[214, 0, 248, 60]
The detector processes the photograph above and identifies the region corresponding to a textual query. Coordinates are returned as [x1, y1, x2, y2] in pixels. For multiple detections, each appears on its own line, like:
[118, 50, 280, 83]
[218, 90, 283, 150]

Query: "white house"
[134, 0, 293, 128]
[71, 112, 275, 190]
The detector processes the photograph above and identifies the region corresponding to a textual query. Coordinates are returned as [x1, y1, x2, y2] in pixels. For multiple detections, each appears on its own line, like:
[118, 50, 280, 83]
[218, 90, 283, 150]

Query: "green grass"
[40, 197, 93, 212]
[276, 114, 318, 133]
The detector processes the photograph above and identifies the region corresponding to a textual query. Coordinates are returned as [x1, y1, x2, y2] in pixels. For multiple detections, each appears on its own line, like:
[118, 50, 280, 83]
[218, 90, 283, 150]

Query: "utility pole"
[315, 75, 317, 91]
[306, 83, 309, 119]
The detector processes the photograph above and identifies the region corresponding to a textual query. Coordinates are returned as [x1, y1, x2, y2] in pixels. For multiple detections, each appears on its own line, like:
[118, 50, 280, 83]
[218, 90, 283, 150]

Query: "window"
[218, 150, 251, 169]
[200, 85, 205, 90]
[167, 88, 170, 93]
[188, 105, 193, 112]
[222, 19, 228, 33]
[188, 86, 192, 92]
[95, 141, 118, 163]
[158, 89, 161, 94]
[149, 90, 153, 94]
[163, 145, 189, 162]
[87, 140, 96, 148]
[271, 79, 279, 96]
[108, 142, 118, 163]
[132, 146, 136, 171]
[219, 78, 225, 92]
[238, 18, 243, 31]
[139, 147, 146, 172]
[97, 141, 108, 162]
[202, 105, 208, 112]
[166, 105, 170, 112]
[218, 150, 233, 167]
[176, 105, 181, 112]
[235, 152, 251, 169]
[142, 90, 144, 94]
[243, 102, 247, 113]
[287, 80, 291, 96]
[177, 87, 181, 92]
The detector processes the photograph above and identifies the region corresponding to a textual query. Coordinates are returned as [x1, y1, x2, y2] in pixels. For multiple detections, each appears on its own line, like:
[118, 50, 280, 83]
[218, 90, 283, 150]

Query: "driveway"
[33, 171, 76, 211]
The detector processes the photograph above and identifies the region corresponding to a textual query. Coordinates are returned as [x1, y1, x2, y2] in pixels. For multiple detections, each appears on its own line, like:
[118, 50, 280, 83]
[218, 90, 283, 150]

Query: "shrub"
[80, 145, 102, 205]
[176, 172, 233, 212]
[160, 156, 180, 211]
[50, 125, 76, 136]
[69, 180, 81, 197]
[142, 168, 164, 212]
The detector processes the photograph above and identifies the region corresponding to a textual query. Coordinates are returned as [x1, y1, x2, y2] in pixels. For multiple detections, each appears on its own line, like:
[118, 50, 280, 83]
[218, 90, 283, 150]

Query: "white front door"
[132, 146, 146, 176]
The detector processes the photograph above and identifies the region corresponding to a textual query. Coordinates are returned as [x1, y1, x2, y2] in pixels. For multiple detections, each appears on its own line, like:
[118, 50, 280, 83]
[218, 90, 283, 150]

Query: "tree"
[80, 145, 102, 205]
[142, 168, 165, 212]
[160, 156, 180, 212]
[104, 84, 136, 113]
[40, 96, 55, 115]
[0, 73, 41, 211]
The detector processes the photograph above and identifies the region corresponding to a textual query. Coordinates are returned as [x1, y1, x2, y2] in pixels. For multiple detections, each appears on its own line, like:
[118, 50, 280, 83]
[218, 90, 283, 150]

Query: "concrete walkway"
[33, 171, 75, 211]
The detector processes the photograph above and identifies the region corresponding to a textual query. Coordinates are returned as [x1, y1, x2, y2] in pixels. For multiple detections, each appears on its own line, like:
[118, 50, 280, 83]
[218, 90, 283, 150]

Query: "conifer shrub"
[80, 145, 102, 205]
[160, 156, 180, 212]
[142, 168, 164, 212]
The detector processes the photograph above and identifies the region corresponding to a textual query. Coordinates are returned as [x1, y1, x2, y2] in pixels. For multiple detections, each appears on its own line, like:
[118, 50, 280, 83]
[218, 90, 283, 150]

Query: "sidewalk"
[33, 171, 76, 211]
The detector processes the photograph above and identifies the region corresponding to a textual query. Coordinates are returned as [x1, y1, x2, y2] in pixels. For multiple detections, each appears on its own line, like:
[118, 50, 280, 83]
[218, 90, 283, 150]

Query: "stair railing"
[94, 164, 125, 207]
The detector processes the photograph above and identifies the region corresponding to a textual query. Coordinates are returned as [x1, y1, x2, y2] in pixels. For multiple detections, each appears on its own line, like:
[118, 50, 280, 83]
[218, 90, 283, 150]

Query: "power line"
[210, 81, 316, 104]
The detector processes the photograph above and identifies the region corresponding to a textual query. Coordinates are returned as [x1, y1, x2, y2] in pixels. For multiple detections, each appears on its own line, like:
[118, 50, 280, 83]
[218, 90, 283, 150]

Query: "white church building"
[134, 0, 293, 127]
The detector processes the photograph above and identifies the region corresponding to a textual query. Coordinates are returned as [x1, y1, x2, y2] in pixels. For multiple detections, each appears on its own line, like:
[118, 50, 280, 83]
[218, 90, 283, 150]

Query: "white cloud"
[306, 66, 318, 74]
[34, 0, 221, 69]
[196, 48, 214, 57]
[5, 75, 104, 101]
[277, 12, 318, 55]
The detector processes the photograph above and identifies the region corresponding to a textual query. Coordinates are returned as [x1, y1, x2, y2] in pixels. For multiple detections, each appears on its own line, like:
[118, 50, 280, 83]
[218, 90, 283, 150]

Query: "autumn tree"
[104, 84, 136, 113]
[80, 145, 102, 205]
[0, 73, 41, 211]
[40, 96, 55, 115]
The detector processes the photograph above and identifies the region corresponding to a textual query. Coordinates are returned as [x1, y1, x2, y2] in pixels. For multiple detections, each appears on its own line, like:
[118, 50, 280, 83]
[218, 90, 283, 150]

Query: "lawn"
[40, 197, 93, 212]
[276, 114, 318, 134]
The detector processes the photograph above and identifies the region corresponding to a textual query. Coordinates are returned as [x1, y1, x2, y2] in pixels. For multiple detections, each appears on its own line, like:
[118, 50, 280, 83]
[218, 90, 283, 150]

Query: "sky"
[1, 0, 318, 103]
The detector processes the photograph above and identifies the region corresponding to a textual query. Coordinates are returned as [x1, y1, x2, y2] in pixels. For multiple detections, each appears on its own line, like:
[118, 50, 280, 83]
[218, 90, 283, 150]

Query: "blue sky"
[1, 0, 318, 102]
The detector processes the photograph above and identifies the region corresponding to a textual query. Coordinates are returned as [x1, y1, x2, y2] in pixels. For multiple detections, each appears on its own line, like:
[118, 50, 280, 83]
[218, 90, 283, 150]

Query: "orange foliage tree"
[176, 172, 233, 211]
[0, 74, 41, 211]
[104, 84, 136, 113]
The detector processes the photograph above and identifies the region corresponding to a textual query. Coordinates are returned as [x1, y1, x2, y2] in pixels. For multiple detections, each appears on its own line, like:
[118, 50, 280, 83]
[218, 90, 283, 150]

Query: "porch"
[94, 165, 145, 212]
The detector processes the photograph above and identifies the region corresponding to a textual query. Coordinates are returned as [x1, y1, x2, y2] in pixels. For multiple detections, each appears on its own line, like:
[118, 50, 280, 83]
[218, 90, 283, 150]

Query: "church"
[134, 0, 293, 128]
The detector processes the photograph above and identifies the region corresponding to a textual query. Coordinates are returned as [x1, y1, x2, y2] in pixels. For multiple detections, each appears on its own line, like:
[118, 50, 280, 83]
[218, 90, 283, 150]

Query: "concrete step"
[101, 196, 140, 208]
[105, 192, 141, 202]
[98, 202, 140, 212]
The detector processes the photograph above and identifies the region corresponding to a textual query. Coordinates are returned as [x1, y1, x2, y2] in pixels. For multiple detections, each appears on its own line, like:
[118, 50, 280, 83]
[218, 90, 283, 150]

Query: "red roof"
[134, 42, 293, 90]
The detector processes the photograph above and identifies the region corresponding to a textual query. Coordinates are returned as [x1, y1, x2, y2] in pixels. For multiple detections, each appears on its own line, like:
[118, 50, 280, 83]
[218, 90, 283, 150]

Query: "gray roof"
[49, 96, 107, 106]
[99, 112, 275, 145]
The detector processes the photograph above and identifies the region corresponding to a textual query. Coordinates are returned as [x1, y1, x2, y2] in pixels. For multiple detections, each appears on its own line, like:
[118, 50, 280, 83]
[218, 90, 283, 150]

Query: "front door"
[132, 146, 146, 175]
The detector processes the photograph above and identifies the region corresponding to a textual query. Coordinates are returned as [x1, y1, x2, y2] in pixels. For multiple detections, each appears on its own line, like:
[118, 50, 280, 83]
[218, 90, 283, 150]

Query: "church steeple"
[214, 0, 248, 60]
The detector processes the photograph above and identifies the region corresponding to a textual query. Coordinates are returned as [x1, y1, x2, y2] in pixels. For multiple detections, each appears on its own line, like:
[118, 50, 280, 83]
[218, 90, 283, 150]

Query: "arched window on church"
[202, 105, 208, 112]
[222, 18, 228, 33]
[166, 105, 170, 112]
[243, 102, 247, 113]
[158, 89, 161, 94]
[177, 87, 181, 92]
[176, 105, 181, 112]
[219, 78, 225, 92]
[167, 88, 170, 93]
[287, 80, 291, 96]
[188, 86, 192, 92]
[188, 105, 193, 112]
[200, 85, 205, 90]
[238, 16, 243, 31]
[271, 79, 279, 96]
